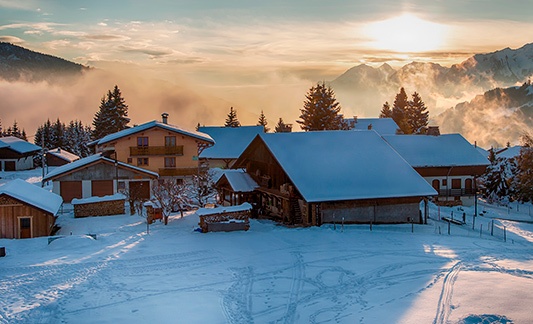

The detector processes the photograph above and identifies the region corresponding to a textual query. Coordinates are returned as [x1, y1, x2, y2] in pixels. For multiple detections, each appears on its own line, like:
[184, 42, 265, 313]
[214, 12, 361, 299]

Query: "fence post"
[472, 215, 475, 230]
[411, 220, 414, 233]
[491, 220, 494, 236]
[480, 224, 482, 237]
[448, 221, 450, 235]
[504, 226, 506, 242]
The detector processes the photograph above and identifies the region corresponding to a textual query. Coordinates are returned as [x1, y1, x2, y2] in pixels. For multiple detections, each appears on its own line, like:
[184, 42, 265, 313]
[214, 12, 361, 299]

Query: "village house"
[91, 113, 214, 178]
[0, 179, 63, 239]
[198, 125, 264, 169]
[231, 131, 437, 226]
[43, 154, 158, 203]
[46, 148, 80, 166]
[0, 136, 40, 171]
[383, 133, 490, 206]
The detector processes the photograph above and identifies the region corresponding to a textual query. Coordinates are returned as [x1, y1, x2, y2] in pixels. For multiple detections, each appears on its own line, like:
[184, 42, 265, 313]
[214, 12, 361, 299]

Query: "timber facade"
[0, 194, 56, 239]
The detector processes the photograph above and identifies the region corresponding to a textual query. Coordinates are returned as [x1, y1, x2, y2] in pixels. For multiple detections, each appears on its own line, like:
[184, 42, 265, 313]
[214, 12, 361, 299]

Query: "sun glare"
[364, 13, 448, 53]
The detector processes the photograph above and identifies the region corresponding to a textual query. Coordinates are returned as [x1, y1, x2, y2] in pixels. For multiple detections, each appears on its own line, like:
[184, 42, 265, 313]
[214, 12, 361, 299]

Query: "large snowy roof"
[47, 148, 80, 163]
[216, 169, 259, 192]
[0, 136, 41, 154]
[383, 134, 490, 168]
[199, 126, 264, 159]
[254, 130, 436, 203]
[94, 121, 214, 146]
[0, 179, 63, 215]
[345, 118, 399, 135]
[43, 154, 159, 181]
[496, 146, 522, 159]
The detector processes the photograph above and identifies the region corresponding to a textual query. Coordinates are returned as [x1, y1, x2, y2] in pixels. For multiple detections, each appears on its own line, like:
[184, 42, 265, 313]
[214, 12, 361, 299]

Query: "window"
[442, 179, 447, 186]
[137, 158, 149, 166]
[137, 137, 149, 147]
[165, 157, 176, 168]
[176, 178, 184, 185]
[127, 157, 133, 163]
[452, 179, 461, 189]
[165, 136, 176, 147]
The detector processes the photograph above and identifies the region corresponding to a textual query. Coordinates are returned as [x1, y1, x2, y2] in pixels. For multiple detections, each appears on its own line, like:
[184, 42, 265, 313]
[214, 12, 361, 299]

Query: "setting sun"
[364, 13, 448, 53]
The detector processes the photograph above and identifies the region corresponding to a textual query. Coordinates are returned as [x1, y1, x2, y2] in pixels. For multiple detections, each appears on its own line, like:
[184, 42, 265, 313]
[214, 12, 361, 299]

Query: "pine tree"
[514, 134, 533, 201]
[92, 85, 130, 139]
[407, 92, 429, 134]
[274, 118, 291, 133]
[51, 118, 65, 149]
[257, 110, 269, 132]
[224, 107, 241, 127]
[391, 87, 411, 134]
[379, 102, 392, 118]
[297, 82, 347, 131]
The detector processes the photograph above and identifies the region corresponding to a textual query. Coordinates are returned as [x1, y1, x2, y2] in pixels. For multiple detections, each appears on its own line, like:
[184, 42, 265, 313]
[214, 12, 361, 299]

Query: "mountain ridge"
[0, 42, 88, 82]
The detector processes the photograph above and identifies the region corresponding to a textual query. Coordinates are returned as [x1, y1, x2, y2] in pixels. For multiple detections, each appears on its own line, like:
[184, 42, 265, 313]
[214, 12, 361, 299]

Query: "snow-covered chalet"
[231, 130, 437, 226]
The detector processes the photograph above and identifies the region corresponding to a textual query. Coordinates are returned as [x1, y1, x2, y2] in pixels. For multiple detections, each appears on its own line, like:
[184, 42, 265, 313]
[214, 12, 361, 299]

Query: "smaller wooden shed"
[0, 179, 63, 239]
[197, 203, 252, 233]
[46, 148, 80, 166]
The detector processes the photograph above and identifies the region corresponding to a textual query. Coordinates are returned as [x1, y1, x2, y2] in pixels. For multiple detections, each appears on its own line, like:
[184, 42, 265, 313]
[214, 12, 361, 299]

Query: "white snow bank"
[196, 202, 252, 216]
[71, 193, 126, 205]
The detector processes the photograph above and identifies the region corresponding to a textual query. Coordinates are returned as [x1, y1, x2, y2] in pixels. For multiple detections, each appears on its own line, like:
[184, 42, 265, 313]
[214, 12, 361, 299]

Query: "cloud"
[118, 45, 173, 58]
[83, 34, 128, 41]
[0, 35, 24, 43]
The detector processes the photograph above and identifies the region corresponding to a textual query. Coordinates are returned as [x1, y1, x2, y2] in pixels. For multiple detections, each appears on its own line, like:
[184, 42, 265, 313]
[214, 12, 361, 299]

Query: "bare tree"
[189, 170, 218, 208]
[151, 179, 189, 222]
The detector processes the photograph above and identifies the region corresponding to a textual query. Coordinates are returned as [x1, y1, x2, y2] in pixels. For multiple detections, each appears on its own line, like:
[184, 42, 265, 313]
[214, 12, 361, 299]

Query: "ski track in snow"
[1, 215, 533, 323]
[433, 261, 462, 324]
[0, 250, 224, 324]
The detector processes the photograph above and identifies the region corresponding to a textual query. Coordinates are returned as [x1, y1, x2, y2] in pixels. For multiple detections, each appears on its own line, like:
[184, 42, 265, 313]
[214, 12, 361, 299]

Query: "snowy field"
[1, 171, 533, 323]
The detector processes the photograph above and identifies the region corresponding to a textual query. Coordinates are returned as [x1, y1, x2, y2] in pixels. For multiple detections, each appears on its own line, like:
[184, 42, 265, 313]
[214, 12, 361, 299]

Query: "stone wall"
[74, 199, 125, 218]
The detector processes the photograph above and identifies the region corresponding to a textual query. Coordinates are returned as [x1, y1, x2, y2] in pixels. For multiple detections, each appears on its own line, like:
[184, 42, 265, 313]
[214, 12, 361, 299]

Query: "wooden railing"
[437, 188, 475, 197]
[158, 167, 198, 177]
[130, 145, 183, 156]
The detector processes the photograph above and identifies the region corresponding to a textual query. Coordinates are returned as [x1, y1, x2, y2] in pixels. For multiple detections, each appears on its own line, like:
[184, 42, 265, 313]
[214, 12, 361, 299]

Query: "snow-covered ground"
[1, 171, 533, 323]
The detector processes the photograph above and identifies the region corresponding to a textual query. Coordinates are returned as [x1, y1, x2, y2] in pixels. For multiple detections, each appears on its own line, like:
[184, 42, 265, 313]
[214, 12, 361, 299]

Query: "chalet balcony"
[436, 188, 475, 197]
[158, 167, 198, 177]
[130, 145, 183, 156]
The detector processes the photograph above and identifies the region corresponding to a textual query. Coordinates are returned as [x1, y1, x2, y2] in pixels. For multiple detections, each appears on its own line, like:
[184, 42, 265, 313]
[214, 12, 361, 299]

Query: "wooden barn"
[0, 179, 63, 239]
[43, 154, 158, 203]
[232, 131, 437, 226]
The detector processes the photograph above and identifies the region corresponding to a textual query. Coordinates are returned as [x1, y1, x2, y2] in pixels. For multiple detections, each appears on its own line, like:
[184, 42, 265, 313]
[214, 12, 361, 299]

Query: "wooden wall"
[0, 195, 56, 239]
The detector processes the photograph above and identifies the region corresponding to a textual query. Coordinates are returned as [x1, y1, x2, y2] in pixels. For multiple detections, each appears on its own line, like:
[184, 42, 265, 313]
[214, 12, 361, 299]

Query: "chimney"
[367, 123, 372, 130]
[161, 112, 169, 124]
[427, 126, 440, 136]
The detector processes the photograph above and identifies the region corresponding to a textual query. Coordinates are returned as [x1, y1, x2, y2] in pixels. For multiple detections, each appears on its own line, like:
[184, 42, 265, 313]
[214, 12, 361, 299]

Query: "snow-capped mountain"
[449, 43, 533, 86]
[0, 42, 87, 82]
[433, 82, 533, 148]
[331, 43, 533, 118]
